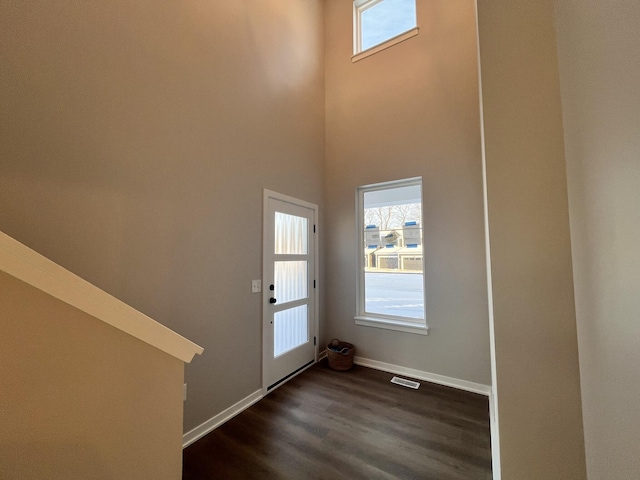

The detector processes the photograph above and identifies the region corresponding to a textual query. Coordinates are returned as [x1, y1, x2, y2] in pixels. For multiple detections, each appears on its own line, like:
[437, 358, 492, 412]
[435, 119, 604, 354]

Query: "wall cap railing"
[0, 231, 203, 363]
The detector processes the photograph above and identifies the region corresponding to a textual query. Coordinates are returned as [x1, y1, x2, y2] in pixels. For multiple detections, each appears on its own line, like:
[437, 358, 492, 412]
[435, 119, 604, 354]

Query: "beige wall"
[324, 0, 491, 385]
[477, 0, 586, 478]
[0, 272, 184, 480]
[0, 1, 325, 433]
[555, 2, 640, 478]
[12, 5, 639, 479]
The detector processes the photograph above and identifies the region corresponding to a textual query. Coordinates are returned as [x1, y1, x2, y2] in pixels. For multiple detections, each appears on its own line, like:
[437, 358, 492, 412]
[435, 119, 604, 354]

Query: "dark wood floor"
[183, 361, 492, 480]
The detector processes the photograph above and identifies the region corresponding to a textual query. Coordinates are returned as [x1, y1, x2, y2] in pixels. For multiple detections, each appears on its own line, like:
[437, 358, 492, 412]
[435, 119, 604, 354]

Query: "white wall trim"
[474, 0, 501, 477]
[182, 389, 263, 449]
[353, 356, 492, 396]
[0, 231, 203, 363]
[355, 316, 429, 336]
[352, 27, 419, 63]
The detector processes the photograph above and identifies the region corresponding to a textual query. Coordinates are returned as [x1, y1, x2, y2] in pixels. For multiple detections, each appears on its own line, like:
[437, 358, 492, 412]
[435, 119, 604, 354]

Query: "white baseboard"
[182, 389, 263, 449]
[318, 349, 327, 361]
[353, 356, 492, 396]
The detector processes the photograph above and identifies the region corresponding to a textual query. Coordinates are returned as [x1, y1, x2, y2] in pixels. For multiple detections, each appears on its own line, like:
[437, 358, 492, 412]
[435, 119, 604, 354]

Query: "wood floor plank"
[183, 361, 492, 479]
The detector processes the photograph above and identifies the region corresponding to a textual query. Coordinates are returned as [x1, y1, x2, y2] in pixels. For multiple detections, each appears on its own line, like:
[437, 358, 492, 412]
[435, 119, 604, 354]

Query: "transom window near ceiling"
[353, 0, 419, 61]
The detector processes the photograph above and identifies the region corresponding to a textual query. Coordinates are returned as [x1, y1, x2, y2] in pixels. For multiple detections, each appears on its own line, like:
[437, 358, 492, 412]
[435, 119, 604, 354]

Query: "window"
[356, 177, 427, 335]
[353, 0, 418, 61]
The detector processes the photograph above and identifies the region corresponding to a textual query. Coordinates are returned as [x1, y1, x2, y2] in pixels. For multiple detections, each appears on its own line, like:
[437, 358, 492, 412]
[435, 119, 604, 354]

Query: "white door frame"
[262, 189, 319, 395]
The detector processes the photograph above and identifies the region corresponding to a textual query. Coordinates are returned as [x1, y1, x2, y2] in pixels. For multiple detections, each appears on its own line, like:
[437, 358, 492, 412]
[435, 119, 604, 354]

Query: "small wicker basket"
[326, 339, 354, 371]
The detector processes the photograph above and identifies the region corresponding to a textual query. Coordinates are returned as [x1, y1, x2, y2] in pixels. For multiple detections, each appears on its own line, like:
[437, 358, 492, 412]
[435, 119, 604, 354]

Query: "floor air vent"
[391, 376, 420, 389]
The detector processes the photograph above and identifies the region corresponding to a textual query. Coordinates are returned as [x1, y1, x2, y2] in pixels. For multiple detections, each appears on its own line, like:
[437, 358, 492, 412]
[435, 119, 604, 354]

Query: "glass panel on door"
[274, 261, 308, 304]
[275, 212, 308, 254]
[272, 211, 310, 358]
[274, 305, 308, 357]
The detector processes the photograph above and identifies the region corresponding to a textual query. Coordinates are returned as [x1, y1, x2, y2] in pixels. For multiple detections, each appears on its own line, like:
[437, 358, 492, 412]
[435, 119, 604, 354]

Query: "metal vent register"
[390, 376, 420, 389]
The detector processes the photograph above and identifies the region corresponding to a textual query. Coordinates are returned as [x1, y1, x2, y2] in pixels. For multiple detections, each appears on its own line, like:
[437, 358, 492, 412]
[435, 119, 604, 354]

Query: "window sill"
[352, 27, 419, 63]
[355, 315, 429, 336]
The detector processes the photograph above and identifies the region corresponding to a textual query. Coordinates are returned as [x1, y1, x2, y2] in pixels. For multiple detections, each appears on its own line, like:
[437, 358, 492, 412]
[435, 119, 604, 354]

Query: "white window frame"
[353, 0, 419, 63]
[355, 177, 428, 335]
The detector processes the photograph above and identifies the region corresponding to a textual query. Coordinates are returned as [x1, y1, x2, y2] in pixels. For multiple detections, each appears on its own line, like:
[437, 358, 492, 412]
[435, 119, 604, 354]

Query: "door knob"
[269, 297, 277, 304]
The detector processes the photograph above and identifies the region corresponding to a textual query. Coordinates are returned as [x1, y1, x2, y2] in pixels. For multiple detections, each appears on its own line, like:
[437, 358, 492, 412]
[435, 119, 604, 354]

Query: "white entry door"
[263, 190, 317, 392]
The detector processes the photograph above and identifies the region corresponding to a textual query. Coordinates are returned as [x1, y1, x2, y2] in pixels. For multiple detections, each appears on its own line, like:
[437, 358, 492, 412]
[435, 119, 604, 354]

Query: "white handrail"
[0, 231, 203, 363]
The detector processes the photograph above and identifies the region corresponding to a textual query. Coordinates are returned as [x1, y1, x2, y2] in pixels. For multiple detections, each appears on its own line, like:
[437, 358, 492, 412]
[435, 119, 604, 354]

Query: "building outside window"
[355, 177, 427, 334]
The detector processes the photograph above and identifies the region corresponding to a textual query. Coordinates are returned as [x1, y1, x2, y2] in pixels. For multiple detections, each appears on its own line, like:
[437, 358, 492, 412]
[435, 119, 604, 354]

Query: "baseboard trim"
[182, 389, 263, 449]
[353, 356, 491, 396]
[318, 349, 327, 361]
